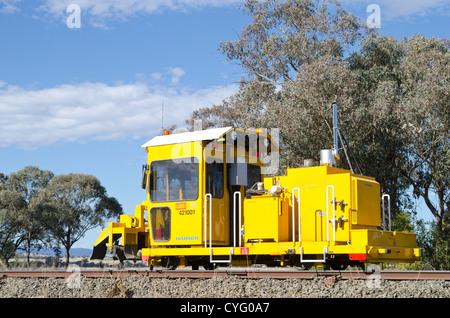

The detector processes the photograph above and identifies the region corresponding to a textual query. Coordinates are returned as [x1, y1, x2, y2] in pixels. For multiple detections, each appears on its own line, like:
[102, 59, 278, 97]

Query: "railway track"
[1, 268, 449, 280]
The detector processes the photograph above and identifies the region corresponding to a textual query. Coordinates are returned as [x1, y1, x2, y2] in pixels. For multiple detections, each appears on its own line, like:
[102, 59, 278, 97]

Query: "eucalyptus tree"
[188, 0, 368, 169]
[395, 36, 449, 268]
[350, 34, 449, 246]
[0, 188, 26, 266]
[396, 36, 449, 231]
[43, 173, 122, 266]
[0, 166, 54, 267]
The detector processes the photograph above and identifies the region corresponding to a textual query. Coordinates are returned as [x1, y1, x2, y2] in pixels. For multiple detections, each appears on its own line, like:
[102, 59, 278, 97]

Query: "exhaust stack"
[320, 102, 340, 167]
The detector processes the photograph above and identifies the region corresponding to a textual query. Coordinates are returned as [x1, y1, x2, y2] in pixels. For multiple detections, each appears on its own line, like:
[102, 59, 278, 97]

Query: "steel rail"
[1, 269, 450, 280]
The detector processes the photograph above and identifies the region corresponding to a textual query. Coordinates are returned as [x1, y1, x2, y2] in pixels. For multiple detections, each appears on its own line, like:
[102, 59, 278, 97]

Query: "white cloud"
[342, 0, 450, 20]
[167, 67, 186, 84]
[384, 0, 450, 19]
[0, 0, 20, 13]
[4, 0, 449, 22]
[137, 67, 186, 87]
[0, 80, 238, 149]
[37, 0, 241, 21]
[137, 68, 186, 84]
[150, 72, 162, 81]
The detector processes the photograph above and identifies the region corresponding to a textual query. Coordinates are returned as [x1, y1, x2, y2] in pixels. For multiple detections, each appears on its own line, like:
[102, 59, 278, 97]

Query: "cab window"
[247, 164, 261, 189]
[206, 161, 224, 198]
[150, 207, 170, 242]
[150, 158, 199, 202]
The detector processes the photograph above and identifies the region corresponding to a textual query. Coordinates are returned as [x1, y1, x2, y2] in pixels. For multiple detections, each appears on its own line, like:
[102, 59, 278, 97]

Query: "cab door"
[204, 158, 229, 246]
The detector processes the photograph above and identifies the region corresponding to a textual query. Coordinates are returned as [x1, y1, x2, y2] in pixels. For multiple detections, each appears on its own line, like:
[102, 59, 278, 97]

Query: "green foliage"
[219, 0, 364, 84]
[0, 167, 122, 267]
[2, 166, 54, 266]
[414, 219, 450, 270]
[391, 210, 415, 233]
[41, 173, 123, 266]
[0, 191, 34, 266]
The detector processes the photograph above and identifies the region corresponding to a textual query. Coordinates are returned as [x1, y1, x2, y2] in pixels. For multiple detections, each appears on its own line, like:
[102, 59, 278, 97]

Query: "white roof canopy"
[141, 127, 233, 148]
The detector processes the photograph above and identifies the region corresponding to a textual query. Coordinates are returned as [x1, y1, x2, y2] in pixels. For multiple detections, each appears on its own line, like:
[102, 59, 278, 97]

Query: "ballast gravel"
[0, 274, 449, 298]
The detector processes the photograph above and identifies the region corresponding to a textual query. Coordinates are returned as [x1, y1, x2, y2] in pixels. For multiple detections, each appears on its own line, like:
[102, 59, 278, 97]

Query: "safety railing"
[204, 193, 233, 264]
[204, 194, 211, 249]
[326, 185, 336, 242]
[292, 187, 301, 242]
[382, 194, 391, 231]
[233, 191, 242, 247]
[293, 187, 330, 264]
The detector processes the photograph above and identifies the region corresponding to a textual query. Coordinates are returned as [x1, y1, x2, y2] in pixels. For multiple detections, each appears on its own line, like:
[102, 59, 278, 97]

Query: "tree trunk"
[1, 257, 10, 268]
[65, 247, 70, 268]
[26, 236, 31, 268]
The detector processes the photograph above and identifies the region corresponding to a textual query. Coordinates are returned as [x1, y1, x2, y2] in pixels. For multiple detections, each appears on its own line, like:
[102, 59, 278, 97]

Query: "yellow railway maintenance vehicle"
[91, 104, 421, 270]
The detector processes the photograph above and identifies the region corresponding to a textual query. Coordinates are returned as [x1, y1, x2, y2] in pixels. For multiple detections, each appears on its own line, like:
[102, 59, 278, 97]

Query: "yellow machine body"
[91, 126, 421, 269]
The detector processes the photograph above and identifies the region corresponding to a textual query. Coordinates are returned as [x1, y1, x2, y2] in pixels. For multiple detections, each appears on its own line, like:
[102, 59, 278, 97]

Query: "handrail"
[382, 194, 391, 231]
[326, 185, 336, 242]
[205, 193, 233, 263]
[233, 191, 242, 247]
[292, 188, 301, 242]
[204, 193, 212, 248]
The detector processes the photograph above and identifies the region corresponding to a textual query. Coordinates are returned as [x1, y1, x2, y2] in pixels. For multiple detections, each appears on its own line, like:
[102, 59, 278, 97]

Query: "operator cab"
[140, 127, 278, 248]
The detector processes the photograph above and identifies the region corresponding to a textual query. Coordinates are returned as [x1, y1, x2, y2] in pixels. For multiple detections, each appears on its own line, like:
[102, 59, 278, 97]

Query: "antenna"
[332, 102, 339, 161]
[161, 99, 164, 134]
[330, 102, 363, 175]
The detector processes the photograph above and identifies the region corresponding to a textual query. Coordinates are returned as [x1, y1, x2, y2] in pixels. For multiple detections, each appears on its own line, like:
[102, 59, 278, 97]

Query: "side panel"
[278, 167, 352, 243]
[351, 176, 381, 228]
[299, 186, 327, 242]
[243, 195, 289, 242]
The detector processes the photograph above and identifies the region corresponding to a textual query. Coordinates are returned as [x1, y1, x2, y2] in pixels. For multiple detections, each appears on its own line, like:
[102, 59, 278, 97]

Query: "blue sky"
[0, 0, 448, 249]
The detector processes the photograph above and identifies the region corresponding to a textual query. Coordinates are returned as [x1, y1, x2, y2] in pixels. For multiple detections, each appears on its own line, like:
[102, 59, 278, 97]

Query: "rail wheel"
[161, 257, 179, 270]
[203, 262, 217, 270]
[327, 262, 347, 270]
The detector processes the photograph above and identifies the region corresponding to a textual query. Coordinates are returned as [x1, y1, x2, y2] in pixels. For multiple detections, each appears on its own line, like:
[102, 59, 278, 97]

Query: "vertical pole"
[108, 223, 113, 250]
[333, 103, 339, 156]
[326, 185, 336, 242]
[233, 191, 241, 247]
[204, 194, 211, 248]
[382, 194, 391, 231]
[292, 188, 301, 242]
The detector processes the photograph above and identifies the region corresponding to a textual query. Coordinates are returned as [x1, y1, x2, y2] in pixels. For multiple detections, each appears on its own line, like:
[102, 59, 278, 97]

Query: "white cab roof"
[141, 127, 233, 148]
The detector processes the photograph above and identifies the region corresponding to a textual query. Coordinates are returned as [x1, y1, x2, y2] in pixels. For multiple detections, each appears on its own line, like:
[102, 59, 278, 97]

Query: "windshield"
[150, 158, 199, 202]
